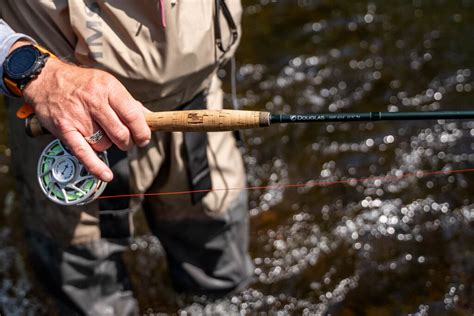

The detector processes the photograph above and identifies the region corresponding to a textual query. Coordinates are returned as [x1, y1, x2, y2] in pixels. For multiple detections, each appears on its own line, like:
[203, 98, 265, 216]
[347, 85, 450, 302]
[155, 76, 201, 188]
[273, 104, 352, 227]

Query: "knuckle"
[135, 128, 151, 142]
[86, 165, 104, 178]
[55, 120, 73, 134]
[83, 72, 114, 97]
[69, 144, 103, 175]
[83, 76, 103, 94]
[85, 163, 102, 176]
[70, 142, 89, 159]
[88, 98, 105, 113]
[122, 108, 140, 123]
[113, 127, 131, 145]
[91, 140, 112, 153]
[95, 71, 116, 89]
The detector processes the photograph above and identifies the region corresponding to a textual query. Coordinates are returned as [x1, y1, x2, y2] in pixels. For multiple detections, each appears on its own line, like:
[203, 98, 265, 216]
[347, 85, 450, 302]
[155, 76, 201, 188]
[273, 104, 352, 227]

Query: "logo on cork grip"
[187, 112, 204, 125]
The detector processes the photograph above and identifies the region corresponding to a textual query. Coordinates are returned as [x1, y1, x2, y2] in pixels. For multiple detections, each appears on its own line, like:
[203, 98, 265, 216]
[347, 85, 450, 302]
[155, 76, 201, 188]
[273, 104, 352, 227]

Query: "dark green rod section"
[270, 111, 474, 124]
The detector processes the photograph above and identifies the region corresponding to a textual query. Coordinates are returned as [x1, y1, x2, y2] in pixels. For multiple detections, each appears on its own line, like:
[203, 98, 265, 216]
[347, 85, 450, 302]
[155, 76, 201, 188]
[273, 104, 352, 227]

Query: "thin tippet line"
[97, 167, 474, 200]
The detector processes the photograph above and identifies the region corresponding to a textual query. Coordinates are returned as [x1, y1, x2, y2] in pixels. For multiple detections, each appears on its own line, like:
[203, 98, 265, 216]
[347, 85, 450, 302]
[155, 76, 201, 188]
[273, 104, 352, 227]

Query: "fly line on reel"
[37, 139, 108, 205]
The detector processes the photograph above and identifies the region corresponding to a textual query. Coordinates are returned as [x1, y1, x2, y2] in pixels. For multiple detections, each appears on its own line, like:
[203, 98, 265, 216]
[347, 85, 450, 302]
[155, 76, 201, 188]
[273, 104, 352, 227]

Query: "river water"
[1, 0, 474, 315]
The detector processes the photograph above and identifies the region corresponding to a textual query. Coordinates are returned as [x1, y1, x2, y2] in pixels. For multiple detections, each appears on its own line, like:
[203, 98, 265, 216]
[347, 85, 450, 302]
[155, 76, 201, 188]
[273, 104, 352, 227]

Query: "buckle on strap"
[214, 0, 239, 54]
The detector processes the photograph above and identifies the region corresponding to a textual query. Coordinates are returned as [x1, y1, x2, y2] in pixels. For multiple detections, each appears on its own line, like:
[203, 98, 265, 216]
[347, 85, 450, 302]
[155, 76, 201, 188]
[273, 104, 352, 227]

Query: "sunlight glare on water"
[0, 0, 473, 314]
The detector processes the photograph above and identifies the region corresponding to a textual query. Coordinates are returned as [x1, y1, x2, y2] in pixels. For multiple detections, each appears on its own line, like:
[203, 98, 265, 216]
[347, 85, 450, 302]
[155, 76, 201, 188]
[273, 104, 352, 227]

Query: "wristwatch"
[2, 44, 53, 97]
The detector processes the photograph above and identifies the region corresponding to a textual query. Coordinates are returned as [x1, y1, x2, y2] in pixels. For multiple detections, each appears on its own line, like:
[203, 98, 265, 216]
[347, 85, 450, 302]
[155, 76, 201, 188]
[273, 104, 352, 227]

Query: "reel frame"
[37, 139, 108, 205]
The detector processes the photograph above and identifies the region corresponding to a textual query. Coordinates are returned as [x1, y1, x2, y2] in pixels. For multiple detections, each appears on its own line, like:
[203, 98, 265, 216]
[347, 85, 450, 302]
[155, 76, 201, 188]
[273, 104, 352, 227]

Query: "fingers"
[85, 122, 113, 153]
[24, 60, 150, 157]
[91, 104, 133, 151]
[108, 88, 151, 148]
[60, 130, 113, 182]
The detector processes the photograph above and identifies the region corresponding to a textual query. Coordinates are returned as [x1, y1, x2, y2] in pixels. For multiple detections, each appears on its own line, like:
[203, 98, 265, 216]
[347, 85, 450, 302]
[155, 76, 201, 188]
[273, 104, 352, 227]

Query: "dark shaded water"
[1, 0, 474, 314]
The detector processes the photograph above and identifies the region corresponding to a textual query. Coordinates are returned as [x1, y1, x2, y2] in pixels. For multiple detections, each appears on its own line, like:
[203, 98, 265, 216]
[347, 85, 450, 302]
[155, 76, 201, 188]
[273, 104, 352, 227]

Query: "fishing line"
[96, 167, 474, 200]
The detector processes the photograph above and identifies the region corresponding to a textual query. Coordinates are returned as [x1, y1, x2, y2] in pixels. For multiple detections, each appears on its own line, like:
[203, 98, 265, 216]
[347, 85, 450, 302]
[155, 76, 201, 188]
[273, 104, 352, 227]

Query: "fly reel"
[37, 139, 108, 205]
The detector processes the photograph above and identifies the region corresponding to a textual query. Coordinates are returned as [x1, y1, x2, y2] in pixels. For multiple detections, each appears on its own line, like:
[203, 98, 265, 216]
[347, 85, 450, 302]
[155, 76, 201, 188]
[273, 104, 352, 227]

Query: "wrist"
[8, 39, 35, 54]
[22, 57, 62, 99]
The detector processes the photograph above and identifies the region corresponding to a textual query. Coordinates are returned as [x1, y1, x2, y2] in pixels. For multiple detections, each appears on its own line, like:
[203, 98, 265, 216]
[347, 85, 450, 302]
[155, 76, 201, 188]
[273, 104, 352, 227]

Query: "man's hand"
[17, 44, 151, 182]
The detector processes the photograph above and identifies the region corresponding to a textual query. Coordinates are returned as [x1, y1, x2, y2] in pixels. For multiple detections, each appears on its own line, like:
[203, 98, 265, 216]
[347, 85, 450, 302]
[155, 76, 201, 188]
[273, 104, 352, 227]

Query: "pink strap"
[160, 0, 167, 27]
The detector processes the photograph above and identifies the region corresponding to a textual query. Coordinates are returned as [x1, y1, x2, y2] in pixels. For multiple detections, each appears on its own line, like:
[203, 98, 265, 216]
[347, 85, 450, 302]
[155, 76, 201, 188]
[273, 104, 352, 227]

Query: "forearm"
[0, 19, 36, 95]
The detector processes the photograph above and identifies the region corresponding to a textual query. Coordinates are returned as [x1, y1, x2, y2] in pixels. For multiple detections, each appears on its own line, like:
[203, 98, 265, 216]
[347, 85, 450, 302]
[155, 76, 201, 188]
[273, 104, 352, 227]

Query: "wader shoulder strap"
[214, 0, 238, 53]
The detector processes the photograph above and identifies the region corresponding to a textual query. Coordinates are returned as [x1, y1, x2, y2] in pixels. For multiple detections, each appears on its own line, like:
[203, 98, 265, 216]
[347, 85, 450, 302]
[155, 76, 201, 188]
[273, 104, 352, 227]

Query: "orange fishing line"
[97, 167, 474, 200]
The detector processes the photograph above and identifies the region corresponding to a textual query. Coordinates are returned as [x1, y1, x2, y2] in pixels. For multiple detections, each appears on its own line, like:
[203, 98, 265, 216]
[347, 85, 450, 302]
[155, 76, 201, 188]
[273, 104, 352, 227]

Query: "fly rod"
[29, 109, 474, 206]
[25, 109, 474, 137]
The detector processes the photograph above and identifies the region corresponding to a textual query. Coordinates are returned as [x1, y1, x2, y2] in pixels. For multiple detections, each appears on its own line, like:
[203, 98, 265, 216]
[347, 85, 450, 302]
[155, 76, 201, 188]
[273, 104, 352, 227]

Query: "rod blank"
[271, 111, 474, 124]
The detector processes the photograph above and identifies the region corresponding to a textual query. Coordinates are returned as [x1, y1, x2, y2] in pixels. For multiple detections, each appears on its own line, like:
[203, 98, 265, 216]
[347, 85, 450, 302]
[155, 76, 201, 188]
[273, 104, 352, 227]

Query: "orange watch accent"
[34, 44, 57, 60]
[4, 77, 22, 97]
[16, 103, 35, 119]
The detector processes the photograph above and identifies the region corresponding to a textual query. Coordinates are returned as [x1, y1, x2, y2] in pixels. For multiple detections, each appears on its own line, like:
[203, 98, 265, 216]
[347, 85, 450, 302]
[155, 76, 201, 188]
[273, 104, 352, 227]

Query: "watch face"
[5, 46, 40, 80]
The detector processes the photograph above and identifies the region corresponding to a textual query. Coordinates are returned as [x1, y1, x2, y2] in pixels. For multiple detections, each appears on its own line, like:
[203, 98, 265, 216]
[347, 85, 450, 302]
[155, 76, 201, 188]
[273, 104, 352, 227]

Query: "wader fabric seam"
[98, 146, 132, 239]
[178, 92, 213, 204]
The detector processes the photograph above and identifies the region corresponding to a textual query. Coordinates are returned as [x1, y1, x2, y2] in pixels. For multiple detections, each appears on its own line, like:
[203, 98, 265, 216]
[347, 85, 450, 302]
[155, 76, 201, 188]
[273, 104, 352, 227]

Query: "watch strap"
[4, 76, 22, 97]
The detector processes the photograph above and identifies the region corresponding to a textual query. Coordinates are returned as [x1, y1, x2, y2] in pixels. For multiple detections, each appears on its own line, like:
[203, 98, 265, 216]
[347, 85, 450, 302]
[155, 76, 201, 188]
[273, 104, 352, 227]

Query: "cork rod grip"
[24, 110, 272, 137]
[145, 109, 271, 132]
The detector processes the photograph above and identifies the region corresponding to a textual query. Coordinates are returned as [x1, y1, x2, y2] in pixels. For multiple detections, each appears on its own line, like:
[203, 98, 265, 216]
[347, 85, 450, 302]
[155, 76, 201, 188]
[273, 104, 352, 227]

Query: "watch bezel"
[3, 44, 50, 91]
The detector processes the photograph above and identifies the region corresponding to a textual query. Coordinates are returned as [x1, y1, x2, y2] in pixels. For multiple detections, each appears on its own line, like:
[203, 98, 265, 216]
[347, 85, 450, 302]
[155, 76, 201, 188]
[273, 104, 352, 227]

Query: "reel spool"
[37, 139, 108, 205]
